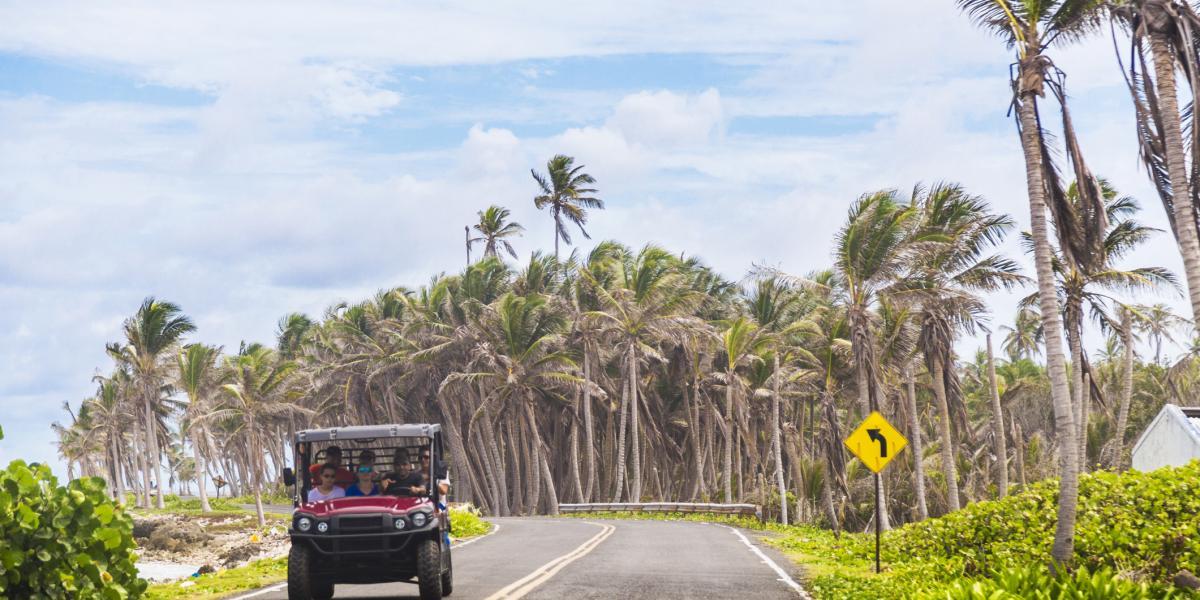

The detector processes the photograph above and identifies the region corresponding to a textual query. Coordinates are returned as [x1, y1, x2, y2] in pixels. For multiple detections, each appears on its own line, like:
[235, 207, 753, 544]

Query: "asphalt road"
[235, 517, 808, 600]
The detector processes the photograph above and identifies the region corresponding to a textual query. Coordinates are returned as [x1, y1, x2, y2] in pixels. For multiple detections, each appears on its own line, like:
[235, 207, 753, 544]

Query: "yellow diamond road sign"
[844, 411, 908, 473]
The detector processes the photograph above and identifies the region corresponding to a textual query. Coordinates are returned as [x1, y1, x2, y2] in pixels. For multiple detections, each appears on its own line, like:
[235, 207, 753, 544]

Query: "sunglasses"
[356, 466, 373, 474]
[320, 473, 336, 479]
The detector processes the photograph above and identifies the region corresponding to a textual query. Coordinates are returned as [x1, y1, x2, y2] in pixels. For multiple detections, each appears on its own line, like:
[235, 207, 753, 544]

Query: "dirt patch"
[133, 512, 289, 577]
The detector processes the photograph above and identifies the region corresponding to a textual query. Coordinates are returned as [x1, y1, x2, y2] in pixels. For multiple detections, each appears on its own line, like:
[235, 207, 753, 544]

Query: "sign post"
[844, 411, 908, 574]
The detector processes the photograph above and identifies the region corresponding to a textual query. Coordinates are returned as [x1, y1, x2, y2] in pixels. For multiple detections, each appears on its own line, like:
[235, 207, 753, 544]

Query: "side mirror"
[282, 468, 295, 487]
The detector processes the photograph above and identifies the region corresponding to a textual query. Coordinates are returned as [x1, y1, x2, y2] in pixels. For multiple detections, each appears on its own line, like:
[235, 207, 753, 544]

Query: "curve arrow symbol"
[867, 428, 887, 458]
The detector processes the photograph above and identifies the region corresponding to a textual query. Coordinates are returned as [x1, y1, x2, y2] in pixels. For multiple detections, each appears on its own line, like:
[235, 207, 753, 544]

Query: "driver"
[381, 448, 424, 495]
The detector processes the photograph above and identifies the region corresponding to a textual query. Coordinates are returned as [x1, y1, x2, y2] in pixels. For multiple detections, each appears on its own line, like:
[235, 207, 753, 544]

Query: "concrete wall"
[1131, 405, 1200, 472]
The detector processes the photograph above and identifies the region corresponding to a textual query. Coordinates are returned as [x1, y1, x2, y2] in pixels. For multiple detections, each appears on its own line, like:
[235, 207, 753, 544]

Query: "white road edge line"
[721, 525, 811, 599]
[454, 521, 501, 548]
[227, 522, 502, 600]
[227, 582, 287, 600]
[483, 521, 616, 600]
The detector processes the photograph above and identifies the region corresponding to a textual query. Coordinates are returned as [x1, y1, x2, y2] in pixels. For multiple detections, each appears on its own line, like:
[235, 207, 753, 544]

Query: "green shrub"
[448, 503, 490, 539]
[884, 462, 1200, 580]
[0, 424, 146, 599]
[926, 566, 1181, 599]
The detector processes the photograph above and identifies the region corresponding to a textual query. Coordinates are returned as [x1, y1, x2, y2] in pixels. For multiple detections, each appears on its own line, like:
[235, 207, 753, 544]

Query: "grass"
[144, 557, 286, 600]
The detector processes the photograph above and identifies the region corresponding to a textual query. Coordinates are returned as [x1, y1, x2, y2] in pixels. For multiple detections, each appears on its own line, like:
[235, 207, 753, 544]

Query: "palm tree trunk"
[931, 354, 960, 512]
[904, 366, 928, 520]
[1149, 30, 1200, 330]
[111, 430, 126, 505]
[1012, 416, 1027, 488]
[986, 334, 1009, 498]
[144, 385, 165, 509]
[1066, 309, 1087, 474]
[1113, 309, 1135, 469]
[771, 354, 787, 525]
[612, 364, 630, 502]
[1017, 86, 1079, 565]
[821, 468, 839, 537]
[568, 399, 584, 503]
[192, 429, 212, 512]
[629, 346, 642, 501]
[723, 368, 735, 504]
[135, 413, 150, 508]
[582, 347, 597, 501]
[1080, 371, 1091, 472]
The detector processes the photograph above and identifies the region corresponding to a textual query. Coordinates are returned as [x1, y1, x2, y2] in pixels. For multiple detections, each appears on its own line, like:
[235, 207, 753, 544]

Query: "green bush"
[884, 462, 1200, 580]
[0, 425, 146, 599]
[926, 566, 1181, 599]
[448, 503, 491, 539]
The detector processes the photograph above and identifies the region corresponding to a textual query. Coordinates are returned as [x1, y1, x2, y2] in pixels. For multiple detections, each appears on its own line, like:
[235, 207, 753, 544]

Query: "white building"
[1131, 404, 1200, 472]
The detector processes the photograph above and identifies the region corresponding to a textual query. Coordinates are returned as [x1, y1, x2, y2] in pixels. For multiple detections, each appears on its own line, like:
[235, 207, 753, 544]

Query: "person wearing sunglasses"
[307, 445, 353, 488]
[407, 450, 450, 497]
[307, 464, 347, 503]
[344, 464, 381, 497]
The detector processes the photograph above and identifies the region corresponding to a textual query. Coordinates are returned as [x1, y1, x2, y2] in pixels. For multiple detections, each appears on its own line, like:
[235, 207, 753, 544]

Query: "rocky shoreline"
[133, 512, 289, 582]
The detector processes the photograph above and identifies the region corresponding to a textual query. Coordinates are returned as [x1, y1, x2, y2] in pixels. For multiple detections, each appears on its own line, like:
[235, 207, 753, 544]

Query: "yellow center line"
[483, 521, 616, 600]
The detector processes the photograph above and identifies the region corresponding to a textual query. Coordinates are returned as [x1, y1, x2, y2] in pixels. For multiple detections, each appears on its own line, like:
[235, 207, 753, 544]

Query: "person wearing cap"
[408, 449, 450, 497]
[308, 445, 353, 488]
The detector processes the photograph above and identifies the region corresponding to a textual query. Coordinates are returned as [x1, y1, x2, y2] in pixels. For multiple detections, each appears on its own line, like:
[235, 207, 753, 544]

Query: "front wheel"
[441, 546, 453, 596]
[288, 543, 333, 600]
[417, 538, 445, 600]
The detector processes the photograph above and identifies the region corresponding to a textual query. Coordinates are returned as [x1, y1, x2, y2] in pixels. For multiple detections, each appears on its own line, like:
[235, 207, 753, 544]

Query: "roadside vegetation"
[34, 1, 1200, 596]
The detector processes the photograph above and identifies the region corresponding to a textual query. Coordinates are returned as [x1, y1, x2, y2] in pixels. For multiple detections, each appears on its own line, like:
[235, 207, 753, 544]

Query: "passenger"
[344, 465, 381, 497]
[307, 464, 347, 503]
[381, 449, 423, 495]
[355, 449, 377, 471]
[308, 445, 353, 488]
[408, 449, 450, 497]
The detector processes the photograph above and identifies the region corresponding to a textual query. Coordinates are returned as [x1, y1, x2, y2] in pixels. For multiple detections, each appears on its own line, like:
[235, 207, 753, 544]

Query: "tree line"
[49, 1, 1200, 568]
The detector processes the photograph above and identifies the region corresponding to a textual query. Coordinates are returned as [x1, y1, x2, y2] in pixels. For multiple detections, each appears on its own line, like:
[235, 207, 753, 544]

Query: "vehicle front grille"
[338, 515, 385, 534]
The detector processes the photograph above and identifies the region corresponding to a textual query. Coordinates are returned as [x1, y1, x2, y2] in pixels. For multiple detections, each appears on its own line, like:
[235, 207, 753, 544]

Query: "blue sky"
[0, 1, 1189, 476]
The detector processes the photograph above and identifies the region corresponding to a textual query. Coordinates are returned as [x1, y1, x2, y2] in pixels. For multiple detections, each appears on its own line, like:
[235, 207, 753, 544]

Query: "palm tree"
[205, 344, 305, 526]
[1129, 303, 1188, 363]
[1111, 0, 1200, 328]
[1021, 185, 1176, 471]
[107, 297, 196, 509]
[717, 317, 772, 504]
[85, 374, 130, 503]
[901, 183, 1024, 510]
[1002, 307, 1044, 361]
[178, 343, 223, 512]
[532, 155, 604, 258]
[469, 205, 525, 260]
[586, 245, 703, 502]
[958, 0, 1105, 565]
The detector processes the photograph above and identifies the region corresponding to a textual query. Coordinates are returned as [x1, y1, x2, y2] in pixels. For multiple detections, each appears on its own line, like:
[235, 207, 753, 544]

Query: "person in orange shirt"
[308, 445, 353, 488]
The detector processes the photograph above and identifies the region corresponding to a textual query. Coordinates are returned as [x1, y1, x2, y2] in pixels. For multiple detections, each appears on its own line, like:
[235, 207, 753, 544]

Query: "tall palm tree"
[178, 343, 223, 512]
[1129, 303, 1188, 363]
[958, 0, 1104, 565]
[85, 373, 130, 503]
[1112, 0, 1200, 328]
[532, 155, 604, 258]
[1021, 185, 1176, 471]
[107, 297, 196, 509]
[901, 182, 1024, 510]
[717, 317, 772, 504]
[469, 205, 525, 260]
[205, 344, 305, 526]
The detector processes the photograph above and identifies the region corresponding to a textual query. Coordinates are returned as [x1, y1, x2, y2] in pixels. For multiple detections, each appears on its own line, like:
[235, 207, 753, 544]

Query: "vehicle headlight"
[297, 517, 312, 532]
[316, 521, 329, 533]
[394, 517, 407, 530]
[410, 512, 428, 528]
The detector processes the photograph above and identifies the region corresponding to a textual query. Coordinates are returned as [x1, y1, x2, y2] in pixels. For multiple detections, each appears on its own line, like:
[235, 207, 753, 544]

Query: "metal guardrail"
[558, 502, 761, 520]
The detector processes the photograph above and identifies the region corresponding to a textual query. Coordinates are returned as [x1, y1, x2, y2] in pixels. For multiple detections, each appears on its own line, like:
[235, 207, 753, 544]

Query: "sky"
[0, 1, 1190, 476]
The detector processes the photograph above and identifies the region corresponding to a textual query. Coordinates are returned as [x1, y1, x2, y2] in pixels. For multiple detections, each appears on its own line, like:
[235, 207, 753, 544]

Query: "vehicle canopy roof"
[294, 423, 441, 444]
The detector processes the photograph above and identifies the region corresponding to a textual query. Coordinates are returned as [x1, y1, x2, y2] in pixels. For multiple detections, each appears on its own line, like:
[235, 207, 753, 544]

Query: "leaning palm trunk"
[986, 334, 1009, 497]
[904, 366, 929, 520]
[723, 368, 735, 504]
[582, 347, 597, 501]
[1016, 79, 1080, 565]
[111, 432, 127, 505]
[771, 354, 787, 525]
[144, 386, 165, 509]
[931, 355, 961, 512]
[629, 347, 642, 501]
[1150, 22, 1200, 328]
[1113, 310, 1136, 469]
[192, 429, 212, 512]
[612, 368, 630, 502]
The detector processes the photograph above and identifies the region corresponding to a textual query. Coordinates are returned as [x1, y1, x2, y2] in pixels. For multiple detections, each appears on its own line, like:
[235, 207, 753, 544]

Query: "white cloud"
[606, 88, 724, 147]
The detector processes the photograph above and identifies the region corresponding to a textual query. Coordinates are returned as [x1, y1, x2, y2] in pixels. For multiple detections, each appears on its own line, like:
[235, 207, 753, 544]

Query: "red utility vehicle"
[282, 424, 453, 600]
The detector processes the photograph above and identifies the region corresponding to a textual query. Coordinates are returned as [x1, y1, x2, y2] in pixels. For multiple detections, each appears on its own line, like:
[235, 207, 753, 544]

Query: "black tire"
[417, 538, 444, 600]
[440, 544, 453, 596]
[288, 543, 321, 600]
[313, 580, 334, 600]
